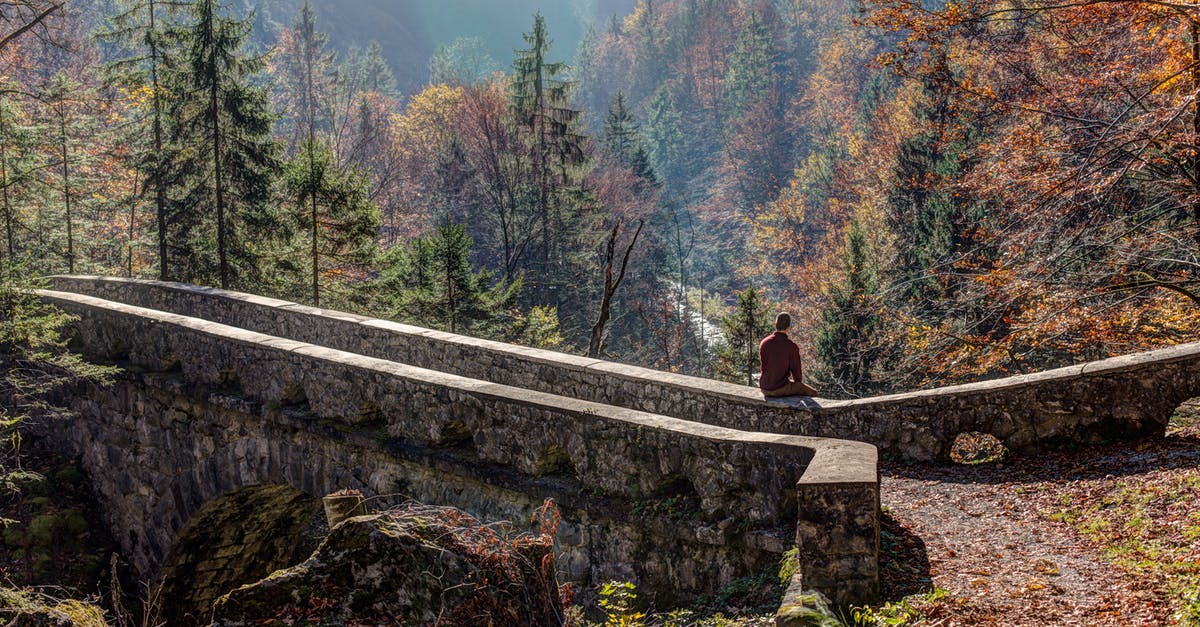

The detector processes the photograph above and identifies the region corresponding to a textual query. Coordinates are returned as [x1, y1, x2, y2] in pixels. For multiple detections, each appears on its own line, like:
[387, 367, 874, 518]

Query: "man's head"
[775, 312, 791, 332]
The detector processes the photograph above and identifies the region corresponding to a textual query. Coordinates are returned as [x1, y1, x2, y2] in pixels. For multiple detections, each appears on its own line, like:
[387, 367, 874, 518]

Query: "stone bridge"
[34, 276, 1200, 622]
[36, 278, 879, 623]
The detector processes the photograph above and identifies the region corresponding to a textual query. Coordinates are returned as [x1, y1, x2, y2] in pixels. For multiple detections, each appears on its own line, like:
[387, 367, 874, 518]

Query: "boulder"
[210, 504, 564, 626]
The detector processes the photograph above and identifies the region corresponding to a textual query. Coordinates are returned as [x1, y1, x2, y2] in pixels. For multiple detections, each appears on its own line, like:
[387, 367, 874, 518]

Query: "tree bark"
[588, 219, 643, 358]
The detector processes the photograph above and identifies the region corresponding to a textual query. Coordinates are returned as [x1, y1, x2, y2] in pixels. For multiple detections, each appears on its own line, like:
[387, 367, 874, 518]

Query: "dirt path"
[876, 412, 1200, 625]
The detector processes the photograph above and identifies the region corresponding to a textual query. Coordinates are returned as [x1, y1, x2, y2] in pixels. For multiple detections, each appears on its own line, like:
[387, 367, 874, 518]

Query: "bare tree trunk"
[150, 0, 169, 281]
[59, 112, 73, 274]
[588, 219, 643, 358]
[210, 67, 228, 289]
[1192, 19, 1200, 237]
[0, 101, 13, 263]
[127, 174, 137, 277]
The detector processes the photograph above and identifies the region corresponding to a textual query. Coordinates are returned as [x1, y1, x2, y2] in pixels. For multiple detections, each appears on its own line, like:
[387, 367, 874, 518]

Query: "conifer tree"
[723, 11, 774, 118]
[886, 83, 981, 314]
[165, 0, 278, 289]
[645, 87, 683, 189]
[0, 91, 38, 264]
[429, 36, 498, 87]
[283, 140, 379, 306]
[274, 0, 336, 153]
[40, 72, 95, 274]
[714, 285, 771, 386]
[815, 219, 882, 397]
[602, 92, 657, 185]
[352, 41, 398, 98]
[97, 0, 187, 280]
[508, 13, 588, 303]
[377, 224, 521, 336]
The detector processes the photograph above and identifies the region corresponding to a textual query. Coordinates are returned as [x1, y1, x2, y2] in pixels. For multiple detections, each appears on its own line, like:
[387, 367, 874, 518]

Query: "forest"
[1, 0, 1198, 398]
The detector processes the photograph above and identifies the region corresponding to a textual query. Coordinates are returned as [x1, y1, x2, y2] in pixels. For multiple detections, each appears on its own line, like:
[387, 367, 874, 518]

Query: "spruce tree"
[714, 286, 771, 386]
[166, 0, 279, 289]
[0, 90, 38, 265]
[429, 36, 499, 87]
[886, 82, 981, 314]
[352, 41, 398, 98]
[602, 92, 657, 185]
[815, 219, 882, 397]
[275, 0, 336, 153]
[645, 87, 683, 189]
[40, 72, 97, 274]
[508, 13, 588, 303]
[283, 140, 380, 306]
[723, 11, 774, 118]
[377, 224, 521, 336]
[97, 0, 187, 280]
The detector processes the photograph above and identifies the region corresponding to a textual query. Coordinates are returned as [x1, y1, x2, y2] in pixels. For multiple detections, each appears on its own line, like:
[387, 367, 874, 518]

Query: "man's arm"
[790, 346, 819, 396]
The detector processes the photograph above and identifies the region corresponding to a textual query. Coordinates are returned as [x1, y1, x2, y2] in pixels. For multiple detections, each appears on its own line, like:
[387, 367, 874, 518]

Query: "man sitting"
[758, 312, 819, 398]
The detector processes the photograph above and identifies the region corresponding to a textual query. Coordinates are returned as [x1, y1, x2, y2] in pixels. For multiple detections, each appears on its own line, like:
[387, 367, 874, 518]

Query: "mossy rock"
[0, 585, 107, 626]
[61, 511, 87, 537]
[28, 514, 59, 547]
[211, 505, 563, 626]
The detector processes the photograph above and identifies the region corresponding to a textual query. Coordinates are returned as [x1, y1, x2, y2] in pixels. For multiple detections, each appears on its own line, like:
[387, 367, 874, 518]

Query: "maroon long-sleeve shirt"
[758, 331, 802, 392]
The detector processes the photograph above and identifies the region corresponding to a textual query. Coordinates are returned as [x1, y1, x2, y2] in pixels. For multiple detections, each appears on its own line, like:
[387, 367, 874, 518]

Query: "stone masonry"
[50, 276, 1199, 461]
[37, 288, 880, 610]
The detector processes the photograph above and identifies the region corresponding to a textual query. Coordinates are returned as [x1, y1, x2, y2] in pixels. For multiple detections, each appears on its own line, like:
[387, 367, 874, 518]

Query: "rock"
[0, 587, 107, 627]
[210, 504, 564, 626]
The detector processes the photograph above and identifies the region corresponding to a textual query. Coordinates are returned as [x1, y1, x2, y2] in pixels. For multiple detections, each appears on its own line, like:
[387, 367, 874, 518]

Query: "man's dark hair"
[775, 312, 791, 331]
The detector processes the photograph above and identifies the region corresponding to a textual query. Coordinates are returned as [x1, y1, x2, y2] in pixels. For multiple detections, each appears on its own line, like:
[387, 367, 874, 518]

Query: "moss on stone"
[210, 505, 565, 626]
[0, 584, 107, 626]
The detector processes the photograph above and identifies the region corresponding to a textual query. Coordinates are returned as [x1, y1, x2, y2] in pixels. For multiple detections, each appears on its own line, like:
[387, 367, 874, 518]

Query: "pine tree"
[284, 140, 380, 306]
[602, 92, 657, 186]
[165, 0, 279, 289]
[377, 224, 521, 336]
[714, 285, 771, 386]
[97, 0, 187, 280]
[815, 219, 882, 397]
[508, 12, 589, 303]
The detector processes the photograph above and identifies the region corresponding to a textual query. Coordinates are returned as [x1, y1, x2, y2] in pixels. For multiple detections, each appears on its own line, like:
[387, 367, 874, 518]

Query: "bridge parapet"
[49, 275, 1200, 460]
[39, 288, 880, 607]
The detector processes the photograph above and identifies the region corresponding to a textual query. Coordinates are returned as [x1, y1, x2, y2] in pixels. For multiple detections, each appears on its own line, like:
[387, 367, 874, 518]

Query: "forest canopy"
[0, 0, 1196, 397]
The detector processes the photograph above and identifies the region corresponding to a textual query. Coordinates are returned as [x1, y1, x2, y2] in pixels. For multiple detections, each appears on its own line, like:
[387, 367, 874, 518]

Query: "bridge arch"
[157, 484, 323, 625]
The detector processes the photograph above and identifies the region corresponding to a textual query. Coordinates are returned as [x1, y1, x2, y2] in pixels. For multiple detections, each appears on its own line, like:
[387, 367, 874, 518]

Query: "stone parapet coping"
[49, 275, 1200, 408]
[48, 276, 1196, 461]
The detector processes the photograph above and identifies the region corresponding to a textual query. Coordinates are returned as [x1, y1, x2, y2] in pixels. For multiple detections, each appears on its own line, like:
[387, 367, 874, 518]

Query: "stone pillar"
[792, 481, 879, 606]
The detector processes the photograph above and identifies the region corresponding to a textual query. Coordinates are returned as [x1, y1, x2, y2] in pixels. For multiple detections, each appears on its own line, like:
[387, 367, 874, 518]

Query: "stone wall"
[49, 276, 1200, 461]
[38, 289, 880, 606]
